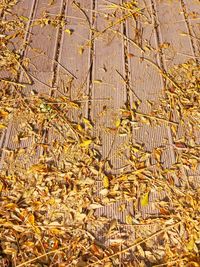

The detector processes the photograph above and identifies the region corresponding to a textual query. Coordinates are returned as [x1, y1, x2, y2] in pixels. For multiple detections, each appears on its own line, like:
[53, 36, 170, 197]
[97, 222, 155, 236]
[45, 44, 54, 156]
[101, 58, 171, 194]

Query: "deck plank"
[1, 0, 64, 168]
[46, 0, 93, 168]
[55, 0, 93, 116]
[129, 0, 198, 216]
[154, 0, 200, 176]
[0, 0, 36, 162]
[182, 0, 200, 60]
[126, 0, 197, 217]
[127, 0, 170, 154]
[91, 0, 127, 170]
[126, 0, 169, 217]
[153, 0, 197, 68]
[23, 0, 64, 93]
[90, 0, 133, 223]
[180, 0, 200, 176]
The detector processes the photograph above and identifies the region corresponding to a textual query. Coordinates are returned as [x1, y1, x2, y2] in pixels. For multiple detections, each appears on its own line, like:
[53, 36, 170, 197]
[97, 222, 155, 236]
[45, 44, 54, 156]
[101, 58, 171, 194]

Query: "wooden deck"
[0, 0, 199, 263]
[1, 0, 199, 214]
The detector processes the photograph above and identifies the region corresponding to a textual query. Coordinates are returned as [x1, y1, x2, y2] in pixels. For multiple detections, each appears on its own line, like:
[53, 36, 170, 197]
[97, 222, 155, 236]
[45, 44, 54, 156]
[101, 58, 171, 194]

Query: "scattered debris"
[0, 1, 199, 267]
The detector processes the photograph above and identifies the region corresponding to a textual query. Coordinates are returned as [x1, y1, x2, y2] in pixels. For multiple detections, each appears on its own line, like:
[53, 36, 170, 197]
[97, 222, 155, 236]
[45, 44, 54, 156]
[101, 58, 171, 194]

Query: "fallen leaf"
[64, 28, 73, 35]
[141, 192, 149, 207]
[126, 215, 133, 225]
[174, 142, 187, 148]
[83, 117, 93, 129]
[93, 79, 102, 84]
[0, 124, 6, 129]
[115, 118, 121, 128]
[27, 214, 35, 225]
[99, 188, 109, 196]
[3, 248, 17, 255]
[127, 53, 134, 58]
[88, 203, 103, 209]
[19, 15, 29, 21]
[80, 139, 92, 147]
[103, 176, 109, 188]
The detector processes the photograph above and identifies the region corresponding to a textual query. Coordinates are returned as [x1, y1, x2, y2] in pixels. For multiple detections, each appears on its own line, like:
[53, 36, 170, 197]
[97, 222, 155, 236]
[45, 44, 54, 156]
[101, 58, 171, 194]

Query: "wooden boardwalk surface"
[1, 0, 199, 221]
[0, 0, 199, 265]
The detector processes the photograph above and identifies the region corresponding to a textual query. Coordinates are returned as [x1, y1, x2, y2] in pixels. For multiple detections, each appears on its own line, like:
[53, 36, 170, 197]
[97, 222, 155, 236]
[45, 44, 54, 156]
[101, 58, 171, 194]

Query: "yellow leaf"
[28, 163, 50, 173]
[23, 241, 35, 247]
[83, 117, 93, 129]
[77, 124, 84, 132]
[137, 245, 145, 257]
[28, 214, 35, 225]
[187, 238, 195, 251]
[99, 188, 109, 196]
[50, 228, 61, 235]
[141, 192, 149, 207]
[13, 225, 24, 232]
[5, 203, 17, 209]
[0, 124, 6, 129]
[0, 109, 9, 118]
[3, 248, 17, 255]
[131, 145, 141, 153]
[126, 215, 133, 225]
[93, 79, 102, 84]
[80, 139, 92, 147]
[64, 28, 73, 35]
[132, 101, 140, 110]
[103, 176, 109, 188]
[79, 46, 84, 55]
[19, 15, 29, 21]
[34, 226, 41, 235]
[89, 203, 103, 209]
[75, 213, 86, 221]
[0, 182, 3, 193]
[68, 101, 79, 108]
[115, 118, 121, 128]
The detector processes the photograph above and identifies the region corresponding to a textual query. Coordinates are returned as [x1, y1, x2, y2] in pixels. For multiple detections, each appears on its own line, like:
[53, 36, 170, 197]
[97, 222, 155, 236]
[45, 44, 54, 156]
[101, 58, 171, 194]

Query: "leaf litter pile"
[0, 1, 200, 266]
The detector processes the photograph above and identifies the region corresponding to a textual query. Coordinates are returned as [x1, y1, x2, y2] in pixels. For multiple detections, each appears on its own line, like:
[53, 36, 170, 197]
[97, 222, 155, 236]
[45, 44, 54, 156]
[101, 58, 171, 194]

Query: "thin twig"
[153, 257, 184, 267]
[114, 30, 145, 53]
[73, 1, 93, 31]
[139, 57, 182, 91]
[101, 128, 119, 172]
[116, 69, 141, 102]
[135, 111, 178, 125]
[51, 105, 83, 140]
[84, 13, 133, 48]
[88, 220, 182, 266]
[16, 246, 69, 267]
[42, 98, 111, 104]
[29, 73, 56, 89]
[53, 59, 77, 79]
[0, 79, 26, 88]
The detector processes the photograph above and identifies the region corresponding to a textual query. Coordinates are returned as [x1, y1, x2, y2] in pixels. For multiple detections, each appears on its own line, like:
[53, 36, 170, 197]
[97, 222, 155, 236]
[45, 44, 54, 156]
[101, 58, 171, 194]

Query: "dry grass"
[0, 1, 199, 266]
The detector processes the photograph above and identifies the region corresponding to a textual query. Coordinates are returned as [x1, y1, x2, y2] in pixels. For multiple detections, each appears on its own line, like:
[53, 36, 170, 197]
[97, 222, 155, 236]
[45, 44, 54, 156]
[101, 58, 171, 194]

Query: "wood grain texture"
[182, 0, 200, 60]
[153, 0, 196, 68]
[1, 0, 64, 169]
[91, 0, 127, 170]
[154, 0, 199, 168]
[127, 0, 170, 154]
[0, 0, 36, 165]
[23, 0, 64, 93]
[46, 0, 93, 166]
[55, 0, 93, 116]
[90, 0, 134, 223]
[126, 0, 196, 216]
[125, 0, 169, 217]
[180, 0, 200, 177]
